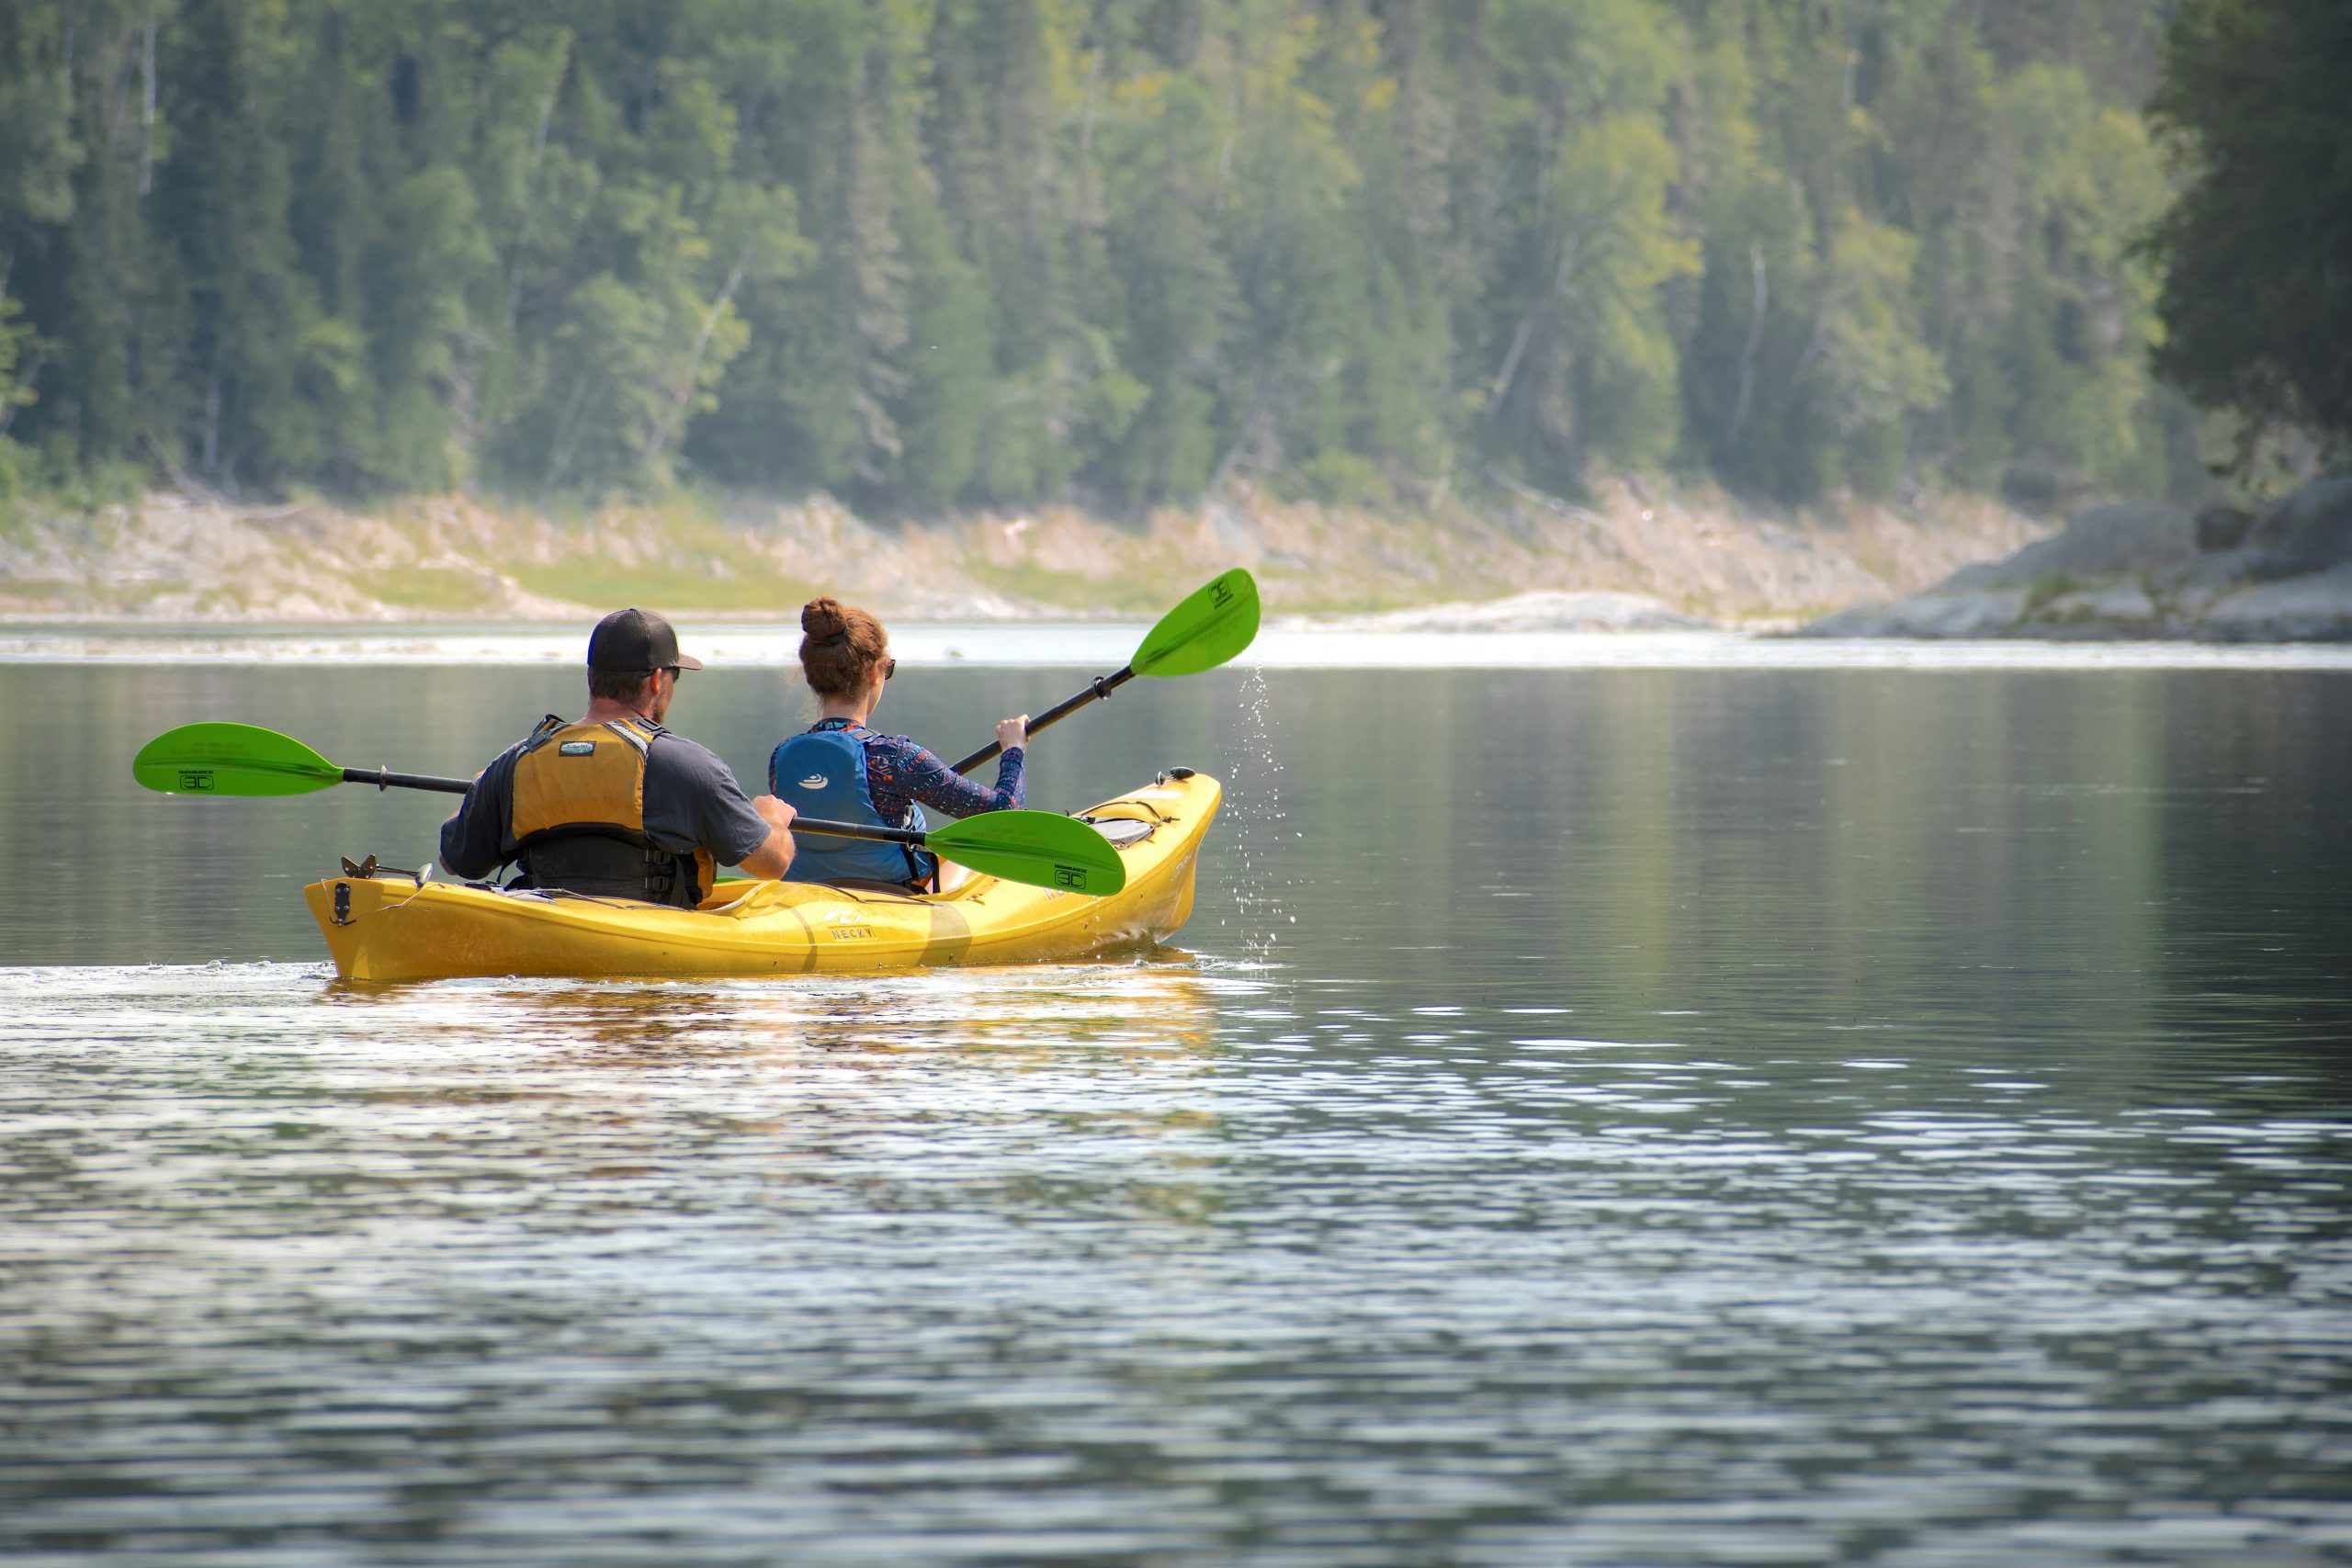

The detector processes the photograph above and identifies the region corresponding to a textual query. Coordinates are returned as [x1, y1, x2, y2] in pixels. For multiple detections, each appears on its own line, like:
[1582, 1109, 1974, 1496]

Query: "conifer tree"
[0, 0, 2252, 513]
[2146, 0, 2352, 464]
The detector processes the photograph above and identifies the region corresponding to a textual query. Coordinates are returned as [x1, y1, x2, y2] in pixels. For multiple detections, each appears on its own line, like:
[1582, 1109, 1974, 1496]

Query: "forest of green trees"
[0, 0, 2335, 516]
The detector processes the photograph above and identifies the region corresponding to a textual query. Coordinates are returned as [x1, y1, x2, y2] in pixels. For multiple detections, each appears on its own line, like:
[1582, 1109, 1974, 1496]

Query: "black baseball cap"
[586, 608, 704, 672]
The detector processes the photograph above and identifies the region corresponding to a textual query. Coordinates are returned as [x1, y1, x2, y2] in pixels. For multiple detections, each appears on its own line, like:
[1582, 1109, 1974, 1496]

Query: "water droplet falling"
[1226, 666, 1295, 965]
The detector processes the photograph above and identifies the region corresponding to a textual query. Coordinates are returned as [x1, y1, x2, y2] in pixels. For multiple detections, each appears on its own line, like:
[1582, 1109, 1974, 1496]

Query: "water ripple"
[4, 963, 2348, 1565]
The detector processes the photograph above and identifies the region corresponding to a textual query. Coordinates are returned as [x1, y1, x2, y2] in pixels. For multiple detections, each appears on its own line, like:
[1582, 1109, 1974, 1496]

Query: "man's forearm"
[737, 826, 795, 880]
[438, 804, 499, 880]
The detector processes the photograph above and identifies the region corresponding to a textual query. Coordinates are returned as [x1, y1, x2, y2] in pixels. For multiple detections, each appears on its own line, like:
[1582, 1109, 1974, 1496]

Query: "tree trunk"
[1728, 242, 1768, 446]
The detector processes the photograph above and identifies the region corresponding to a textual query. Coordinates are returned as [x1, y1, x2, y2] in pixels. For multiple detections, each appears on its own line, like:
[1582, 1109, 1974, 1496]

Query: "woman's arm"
[874, 735, 1025, 820]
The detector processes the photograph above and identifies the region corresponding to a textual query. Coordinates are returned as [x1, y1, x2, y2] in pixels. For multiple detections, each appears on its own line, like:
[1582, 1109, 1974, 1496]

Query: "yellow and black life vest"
[508, 715, 715, 907]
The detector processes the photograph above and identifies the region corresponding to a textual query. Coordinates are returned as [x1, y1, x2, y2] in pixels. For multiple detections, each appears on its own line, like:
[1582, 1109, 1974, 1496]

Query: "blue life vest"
[769, 726, 935, 887]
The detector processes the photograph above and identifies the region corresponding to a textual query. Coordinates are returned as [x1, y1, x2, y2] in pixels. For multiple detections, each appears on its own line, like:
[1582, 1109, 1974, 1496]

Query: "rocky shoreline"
[1804, 474, 2352, 642]
[0, 479, 2043, 629]
[10, 476, 2345, 641]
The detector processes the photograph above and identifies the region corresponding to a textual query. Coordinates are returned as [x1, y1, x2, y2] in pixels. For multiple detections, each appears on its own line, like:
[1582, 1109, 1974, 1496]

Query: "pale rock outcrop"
[1804, 475, 2352, 641]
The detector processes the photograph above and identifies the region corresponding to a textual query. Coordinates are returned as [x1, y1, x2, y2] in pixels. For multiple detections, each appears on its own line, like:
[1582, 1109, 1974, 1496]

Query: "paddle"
[947, 566, 1261, 774]
[132, 722, 1126, 896]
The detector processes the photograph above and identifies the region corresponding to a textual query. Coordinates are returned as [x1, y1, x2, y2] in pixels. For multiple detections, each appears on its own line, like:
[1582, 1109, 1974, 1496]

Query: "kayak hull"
[304, 772, 1219, 982]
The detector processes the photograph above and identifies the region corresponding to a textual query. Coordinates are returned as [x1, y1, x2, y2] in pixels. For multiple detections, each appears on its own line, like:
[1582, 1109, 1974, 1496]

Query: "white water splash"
[1218, 665, 1296, 966]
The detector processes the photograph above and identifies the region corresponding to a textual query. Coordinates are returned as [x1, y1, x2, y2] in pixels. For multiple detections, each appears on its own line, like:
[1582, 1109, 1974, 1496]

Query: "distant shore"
[0, 479, 2044, 632]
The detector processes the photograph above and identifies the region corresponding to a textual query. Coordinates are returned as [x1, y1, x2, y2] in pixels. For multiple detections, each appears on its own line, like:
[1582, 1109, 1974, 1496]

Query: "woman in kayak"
[769, 596, 1028, 891]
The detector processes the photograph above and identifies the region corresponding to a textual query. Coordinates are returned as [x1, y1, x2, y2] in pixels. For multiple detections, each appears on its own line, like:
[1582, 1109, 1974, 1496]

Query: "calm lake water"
[4, 642, 2350, 1565]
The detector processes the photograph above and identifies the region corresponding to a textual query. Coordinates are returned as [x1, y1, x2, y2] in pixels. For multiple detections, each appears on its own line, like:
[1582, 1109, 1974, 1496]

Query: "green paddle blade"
[927, 809, 1127, 897]
[1130, 567, 1260, 678]
[132, 722, 345, 796]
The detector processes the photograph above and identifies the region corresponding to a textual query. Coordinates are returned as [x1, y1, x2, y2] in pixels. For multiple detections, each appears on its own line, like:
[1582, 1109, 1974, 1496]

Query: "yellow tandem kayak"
[304, 771, 1221, 982]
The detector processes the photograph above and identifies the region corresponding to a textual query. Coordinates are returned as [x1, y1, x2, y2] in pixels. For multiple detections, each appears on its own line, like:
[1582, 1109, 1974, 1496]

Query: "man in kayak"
[439, 608, 797, 905]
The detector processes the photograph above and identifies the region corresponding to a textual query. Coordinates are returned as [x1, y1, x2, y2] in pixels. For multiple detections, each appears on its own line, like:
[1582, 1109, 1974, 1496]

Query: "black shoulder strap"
[516, 714, 570, 756]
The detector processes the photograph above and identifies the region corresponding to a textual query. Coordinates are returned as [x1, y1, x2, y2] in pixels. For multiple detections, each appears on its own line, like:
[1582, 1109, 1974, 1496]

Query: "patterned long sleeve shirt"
[805, 716, 1024, 825]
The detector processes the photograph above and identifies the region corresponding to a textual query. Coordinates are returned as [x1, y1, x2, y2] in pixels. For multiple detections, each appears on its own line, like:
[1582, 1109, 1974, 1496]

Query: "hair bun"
[800, 596, 846, 639]
[795, 596, 888, 700]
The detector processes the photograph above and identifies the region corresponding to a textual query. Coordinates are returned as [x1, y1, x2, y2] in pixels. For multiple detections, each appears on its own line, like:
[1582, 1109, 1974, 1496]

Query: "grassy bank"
[0, 479, 2048, 628]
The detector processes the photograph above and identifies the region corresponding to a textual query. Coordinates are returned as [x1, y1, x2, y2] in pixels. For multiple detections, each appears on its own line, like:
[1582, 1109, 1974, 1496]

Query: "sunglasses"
[882, 658, 897, 682]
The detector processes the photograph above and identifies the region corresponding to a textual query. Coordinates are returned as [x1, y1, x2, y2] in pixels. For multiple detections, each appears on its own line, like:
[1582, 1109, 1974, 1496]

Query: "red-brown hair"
[797, 596, 889, 700]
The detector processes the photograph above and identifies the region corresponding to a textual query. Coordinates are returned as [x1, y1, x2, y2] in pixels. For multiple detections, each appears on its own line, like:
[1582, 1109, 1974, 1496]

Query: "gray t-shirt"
[439, 721, 771, 880]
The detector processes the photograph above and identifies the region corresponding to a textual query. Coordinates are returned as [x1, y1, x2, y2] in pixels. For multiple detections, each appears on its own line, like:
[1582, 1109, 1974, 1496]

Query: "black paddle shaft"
[949, 666, 1137, 774]
[332, 764, 925, 848]
[343, 766, 471, 795]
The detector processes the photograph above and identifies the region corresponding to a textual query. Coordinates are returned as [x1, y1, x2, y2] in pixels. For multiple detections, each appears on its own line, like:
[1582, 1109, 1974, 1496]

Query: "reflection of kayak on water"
[306, 771, 1222, 983]
[444, 963, 1230, 1070]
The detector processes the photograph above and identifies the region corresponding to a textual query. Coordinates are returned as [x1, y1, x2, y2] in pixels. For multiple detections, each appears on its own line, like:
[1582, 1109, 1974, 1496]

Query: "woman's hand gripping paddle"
[132, 722, 1125, 896]
[947, 567, 1261, 774]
